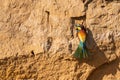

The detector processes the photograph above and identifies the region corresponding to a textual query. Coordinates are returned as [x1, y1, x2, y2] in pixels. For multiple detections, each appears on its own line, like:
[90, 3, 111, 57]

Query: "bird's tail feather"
[73, 42, 89, 59]
[82, 48, 88, 58]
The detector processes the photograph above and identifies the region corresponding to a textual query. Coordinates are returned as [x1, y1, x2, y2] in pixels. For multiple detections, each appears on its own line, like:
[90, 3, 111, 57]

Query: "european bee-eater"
[73, 24, 88, 59]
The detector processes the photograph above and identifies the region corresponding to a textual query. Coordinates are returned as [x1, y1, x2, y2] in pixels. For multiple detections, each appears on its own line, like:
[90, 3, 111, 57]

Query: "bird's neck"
[77, 30, 81, 33]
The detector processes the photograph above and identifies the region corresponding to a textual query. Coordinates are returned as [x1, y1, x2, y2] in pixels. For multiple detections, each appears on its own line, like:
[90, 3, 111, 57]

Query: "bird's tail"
[73, 42, 89, 59]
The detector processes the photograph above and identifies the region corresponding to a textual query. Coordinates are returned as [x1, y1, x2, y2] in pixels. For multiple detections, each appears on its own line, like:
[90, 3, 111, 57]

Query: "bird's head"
[75, 24, 85, 31]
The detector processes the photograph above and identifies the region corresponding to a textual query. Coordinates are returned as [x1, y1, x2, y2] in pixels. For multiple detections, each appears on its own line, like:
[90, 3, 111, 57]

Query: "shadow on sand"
[78, 28, 108, 66]
[74, 28, 119, 80]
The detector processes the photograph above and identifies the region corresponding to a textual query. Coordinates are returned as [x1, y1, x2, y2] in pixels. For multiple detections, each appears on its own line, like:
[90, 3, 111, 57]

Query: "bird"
[73, 24, 89, 59]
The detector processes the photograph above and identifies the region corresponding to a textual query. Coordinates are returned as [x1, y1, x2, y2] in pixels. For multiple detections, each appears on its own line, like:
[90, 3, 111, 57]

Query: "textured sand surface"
[0, 0, 120, 80]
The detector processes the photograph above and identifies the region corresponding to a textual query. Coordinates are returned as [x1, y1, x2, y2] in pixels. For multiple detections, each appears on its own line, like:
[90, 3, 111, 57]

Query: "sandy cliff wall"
[0, 0, 120, 80]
